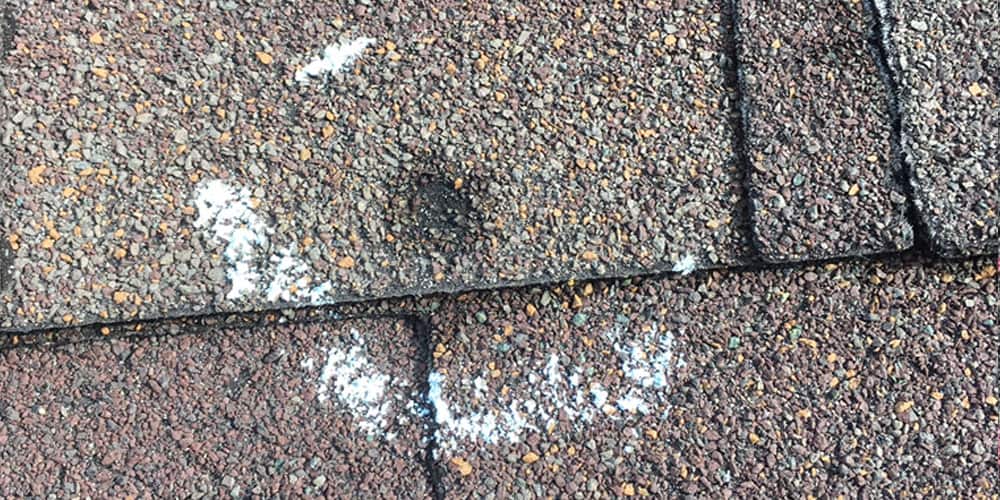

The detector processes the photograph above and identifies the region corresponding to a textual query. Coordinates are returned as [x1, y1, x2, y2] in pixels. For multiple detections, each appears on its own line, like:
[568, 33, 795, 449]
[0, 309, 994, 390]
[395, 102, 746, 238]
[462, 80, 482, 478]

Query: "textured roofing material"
[0, 1, 996, 494]
[736, 0, 913, 261]
[0, 318, 430, 497]
[0, 0, 750, 330]
[875, 0, 999, 256]
[0, 257, 994, 495]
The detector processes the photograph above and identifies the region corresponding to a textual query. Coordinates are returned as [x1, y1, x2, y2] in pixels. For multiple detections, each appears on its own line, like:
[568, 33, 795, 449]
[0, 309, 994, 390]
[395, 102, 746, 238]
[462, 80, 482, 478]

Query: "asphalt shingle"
[428, 258, 997, 496]
[0, 0, 750, 331]
[0, 318, 429, 497]
[736, 0, 913, 261]
[0, 1, 995, 496]
[875, 0, 999, 256]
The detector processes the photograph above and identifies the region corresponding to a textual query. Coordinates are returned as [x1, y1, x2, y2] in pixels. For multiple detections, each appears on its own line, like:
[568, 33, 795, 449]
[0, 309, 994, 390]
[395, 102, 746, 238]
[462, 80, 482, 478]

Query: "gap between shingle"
[863, 0, 937, 256]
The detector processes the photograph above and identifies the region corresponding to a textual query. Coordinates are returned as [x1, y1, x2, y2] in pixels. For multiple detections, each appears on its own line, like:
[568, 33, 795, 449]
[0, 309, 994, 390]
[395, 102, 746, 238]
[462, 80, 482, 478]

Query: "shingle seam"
[3, 247, 978, 344]
[0, 1, 14, 57]
[404, 315, 446, 500]
[864, 0, 939, 257]
[723, 0, 770, 265]
[0, 3, 15, 297]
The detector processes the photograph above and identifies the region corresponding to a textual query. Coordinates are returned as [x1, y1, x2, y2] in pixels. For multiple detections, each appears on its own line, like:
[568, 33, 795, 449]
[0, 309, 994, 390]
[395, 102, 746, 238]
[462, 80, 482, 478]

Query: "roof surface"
[1, 258, 995, 496]
[737, 0, 913, 260]
[0, 0, 996, 496]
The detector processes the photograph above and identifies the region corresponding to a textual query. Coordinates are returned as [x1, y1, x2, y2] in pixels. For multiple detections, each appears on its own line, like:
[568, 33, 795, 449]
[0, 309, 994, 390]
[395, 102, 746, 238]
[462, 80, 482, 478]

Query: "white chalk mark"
[192, 179, 333, 303]
[621, 332, 675, 389]
[429, 323, 682, 452]
[305, 330, 399, 435]
[264, 245, 332, 303]
[590, 384, 609, 408]
[296, 37, 375, 83]
[300, 357, 316, 370]
[428, 371, 538, 449]
[193, 180, 269, 299]
[616, 392, 646, 413]
[672, 254, 698, 276]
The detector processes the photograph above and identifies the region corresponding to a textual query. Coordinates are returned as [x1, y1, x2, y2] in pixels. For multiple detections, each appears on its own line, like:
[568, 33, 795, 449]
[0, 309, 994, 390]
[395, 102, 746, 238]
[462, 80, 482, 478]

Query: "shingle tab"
[875, 0, 999, 256]
[0, 0, 749, 330]
[736, 0, 913, 261]
[0, 318, 429, 497]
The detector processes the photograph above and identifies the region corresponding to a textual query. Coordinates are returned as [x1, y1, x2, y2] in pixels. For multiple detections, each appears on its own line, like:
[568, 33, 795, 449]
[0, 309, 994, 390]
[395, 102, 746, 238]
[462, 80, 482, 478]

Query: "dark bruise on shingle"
[0, 0, 752, 331]
[875, 0, 999, 257]
[427, 258, 998, 497]
[0, 318, 430, 497]
[735, 0, 913, 261]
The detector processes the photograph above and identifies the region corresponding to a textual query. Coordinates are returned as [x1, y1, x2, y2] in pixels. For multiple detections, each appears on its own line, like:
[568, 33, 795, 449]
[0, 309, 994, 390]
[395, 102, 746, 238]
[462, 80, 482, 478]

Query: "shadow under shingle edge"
[6, 245, 996, 345]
